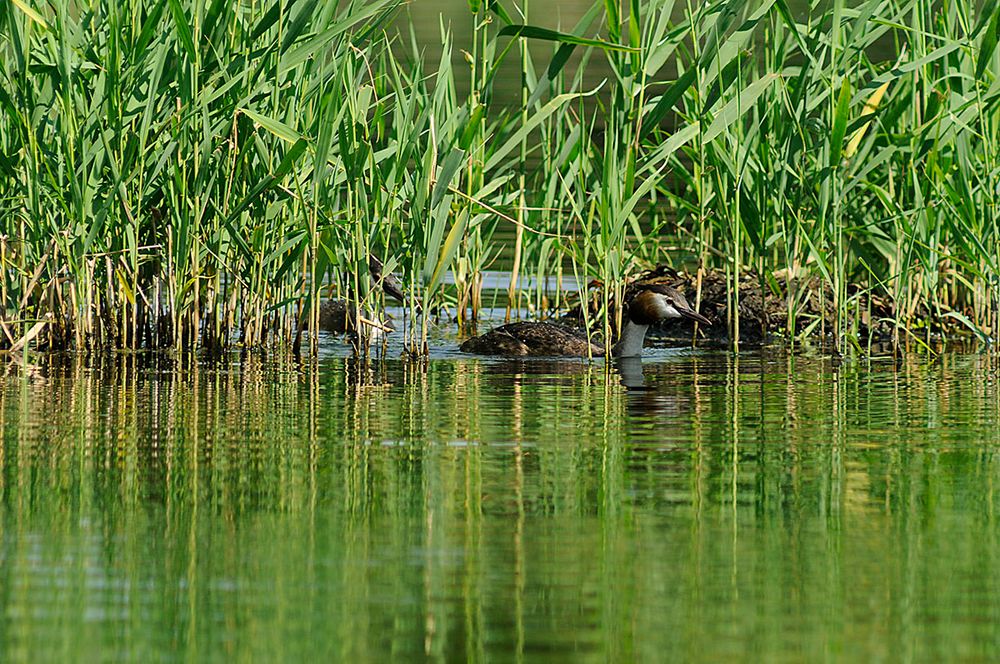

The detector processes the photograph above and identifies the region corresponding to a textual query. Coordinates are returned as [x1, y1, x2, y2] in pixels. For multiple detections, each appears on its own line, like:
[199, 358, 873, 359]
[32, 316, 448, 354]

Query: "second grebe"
[460, 284, 710, 357]
[317, 256, 406, 334]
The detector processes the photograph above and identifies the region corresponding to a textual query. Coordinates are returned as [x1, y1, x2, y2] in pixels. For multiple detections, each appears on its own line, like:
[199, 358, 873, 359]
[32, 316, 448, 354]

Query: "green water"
[2, 347, 999, 661]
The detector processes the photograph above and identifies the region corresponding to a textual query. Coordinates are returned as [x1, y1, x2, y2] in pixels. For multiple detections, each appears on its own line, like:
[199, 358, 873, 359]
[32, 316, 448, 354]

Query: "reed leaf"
[844, 80, 889, 159]
[498, 24, 639, 53]
[977, 5, 1000, 79]
[829, 77, 851, 168]
[702, 73, 781, 143]
[9, 0, 48, 29]
[428, 208, 469, 295]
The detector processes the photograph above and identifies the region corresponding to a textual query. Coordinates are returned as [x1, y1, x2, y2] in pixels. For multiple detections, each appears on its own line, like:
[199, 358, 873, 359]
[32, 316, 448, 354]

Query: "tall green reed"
[656, 0, 999, 349]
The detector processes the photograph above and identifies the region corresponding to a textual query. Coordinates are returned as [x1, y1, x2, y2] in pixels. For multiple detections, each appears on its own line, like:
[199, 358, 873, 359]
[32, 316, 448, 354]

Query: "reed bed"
[1, 0, 997, 355]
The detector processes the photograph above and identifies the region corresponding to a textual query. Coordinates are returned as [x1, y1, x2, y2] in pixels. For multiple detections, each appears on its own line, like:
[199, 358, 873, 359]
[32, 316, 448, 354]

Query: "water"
[2, 332, 999, 661]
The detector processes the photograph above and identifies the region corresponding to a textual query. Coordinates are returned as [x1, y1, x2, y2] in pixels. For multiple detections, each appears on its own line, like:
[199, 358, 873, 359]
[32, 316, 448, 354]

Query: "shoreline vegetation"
[1, 0, 998, 358]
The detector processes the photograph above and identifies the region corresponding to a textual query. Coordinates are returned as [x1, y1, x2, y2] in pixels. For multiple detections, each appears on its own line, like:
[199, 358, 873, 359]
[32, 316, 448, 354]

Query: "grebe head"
[612, 284, 710, 358]
[368, 256, 406, 302]
[627, 284, 711, 326]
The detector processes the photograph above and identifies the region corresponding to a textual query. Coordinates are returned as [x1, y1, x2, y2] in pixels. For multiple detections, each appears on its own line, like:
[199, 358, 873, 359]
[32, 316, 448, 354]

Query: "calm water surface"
[2, 332, 999, 661]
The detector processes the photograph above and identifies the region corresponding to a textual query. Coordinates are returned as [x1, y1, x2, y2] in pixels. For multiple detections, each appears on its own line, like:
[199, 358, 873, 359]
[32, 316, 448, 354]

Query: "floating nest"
[564, 266, 901, 345]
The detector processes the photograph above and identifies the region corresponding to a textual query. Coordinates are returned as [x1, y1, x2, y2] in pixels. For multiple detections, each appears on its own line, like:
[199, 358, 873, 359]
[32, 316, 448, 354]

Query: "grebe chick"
[317, 256, 406, 334]
[460, 284, 710, 358]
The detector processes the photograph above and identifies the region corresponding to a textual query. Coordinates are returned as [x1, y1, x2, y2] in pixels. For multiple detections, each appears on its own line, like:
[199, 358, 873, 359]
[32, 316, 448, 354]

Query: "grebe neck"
[611, 319, 649, 358]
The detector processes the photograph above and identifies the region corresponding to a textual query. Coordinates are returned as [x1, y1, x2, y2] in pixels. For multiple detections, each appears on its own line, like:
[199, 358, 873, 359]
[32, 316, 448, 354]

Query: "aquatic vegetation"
[1, 0, 997, 354]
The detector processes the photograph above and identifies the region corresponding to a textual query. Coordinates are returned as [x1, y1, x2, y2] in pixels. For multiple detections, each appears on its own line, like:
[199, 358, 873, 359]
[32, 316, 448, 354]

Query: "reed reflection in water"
[1, 350, 1000, 661]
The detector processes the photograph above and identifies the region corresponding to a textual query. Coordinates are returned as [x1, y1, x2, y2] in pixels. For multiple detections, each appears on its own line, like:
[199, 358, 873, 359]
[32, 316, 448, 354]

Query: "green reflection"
[1, 351, 999, 661]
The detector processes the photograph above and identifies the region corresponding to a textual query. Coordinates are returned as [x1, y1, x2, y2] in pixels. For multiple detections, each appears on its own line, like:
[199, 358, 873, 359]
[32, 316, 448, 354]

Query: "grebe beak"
[677, 304, 711, 326]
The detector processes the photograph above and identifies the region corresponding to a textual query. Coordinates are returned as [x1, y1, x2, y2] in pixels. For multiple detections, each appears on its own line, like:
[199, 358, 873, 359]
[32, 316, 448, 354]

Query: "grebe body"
[459, 321, 603, 357]
[460, 284, 709, 358]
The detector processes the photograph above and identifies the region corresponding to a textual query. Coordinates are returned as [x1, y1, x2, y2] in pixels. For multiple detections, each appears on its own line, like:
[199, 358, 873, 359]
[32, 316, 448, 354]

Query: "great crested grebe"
[317, 256, 406, 334]
[460, 283, 710, 358]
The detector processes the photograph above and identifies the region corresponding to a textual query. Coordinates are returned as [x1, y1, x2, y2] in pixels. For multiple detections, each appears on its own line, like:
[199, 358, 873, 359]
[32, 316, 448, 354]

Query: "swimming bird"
[316, 256, 406, 334]
[460, 283, 710, 357]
